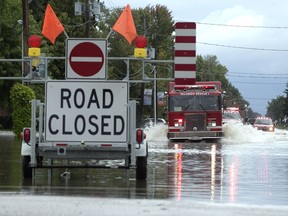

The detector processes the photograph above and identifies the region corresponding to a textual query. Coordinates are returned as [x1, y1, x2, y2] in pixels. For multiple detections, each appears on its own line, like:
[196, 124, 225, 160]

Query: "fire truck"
[167, 81, 223, 141]
[222, 107, 243, 125]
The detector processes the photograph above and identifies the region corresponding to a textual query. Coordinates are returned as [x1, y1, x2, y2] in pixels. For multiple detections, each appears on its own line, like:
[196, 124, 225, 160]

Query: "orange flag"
[112, 4, 137, 44]
[42, 4, 64, 44]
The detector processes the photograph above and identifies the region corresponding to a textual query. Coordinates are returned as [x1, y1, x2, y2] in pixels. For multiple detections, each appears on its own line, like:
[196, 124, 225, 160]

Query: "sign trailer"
[20, 37, 150, 181]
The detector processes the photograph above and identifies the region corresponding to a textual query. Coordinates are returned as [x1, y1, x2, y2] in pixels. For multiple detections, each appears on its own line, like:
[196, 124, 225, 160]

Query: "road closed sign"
[66, 39, 107, 79]
[45, 81, 128, 142]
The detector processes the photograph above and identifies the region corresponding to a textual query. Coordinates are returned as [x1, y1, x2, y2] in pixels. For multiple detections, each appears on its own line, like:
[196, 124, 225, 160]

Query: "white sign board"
[66, 39, 107, 79]
[45, 81, 128, 142]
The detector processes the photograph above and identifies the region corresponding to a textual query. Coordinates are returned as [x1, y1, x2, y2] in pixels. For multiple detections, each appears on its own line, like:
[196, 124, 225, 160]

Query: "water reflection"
[223, 139, 288, 205]
[1, 128, 288, 205]
[164, 142, 223, 201]
[228, 154, 238, 202]
[20, 168, 149, 198]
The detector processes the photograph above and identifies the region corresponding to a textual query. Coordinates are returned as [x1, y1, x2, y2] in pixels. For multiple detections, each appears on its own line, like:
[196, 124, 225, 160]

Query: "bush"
[10, 84, 36, 137]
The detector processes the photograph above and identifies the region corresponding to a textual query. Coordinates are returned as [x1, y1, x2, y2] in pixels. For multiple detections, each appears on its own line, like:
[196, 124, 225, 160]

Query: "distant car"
[222, 109, 243, 125]
[253, 117, 275, 132]
[143, 118, 167, 127]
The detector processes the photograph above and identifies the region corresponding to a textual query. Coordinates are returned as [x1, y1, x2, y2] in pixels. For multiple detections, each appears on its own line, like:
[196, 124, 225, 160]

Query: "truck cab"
[222, 107, 243, 125]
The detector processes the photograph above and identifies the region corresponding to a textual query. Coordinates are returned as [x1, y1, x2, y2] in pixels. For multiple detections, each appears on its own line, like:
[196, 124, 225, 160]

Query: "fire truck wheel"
[136, 156, 147, 180]
[22, 156, 32, 178]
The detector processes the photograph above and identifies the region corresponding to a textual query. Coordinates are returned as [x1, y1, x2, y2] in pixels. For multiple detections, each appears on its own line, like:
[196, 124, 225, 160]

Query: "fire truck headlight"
[208, 122, 217, 127]
[174, 118, 183, 127]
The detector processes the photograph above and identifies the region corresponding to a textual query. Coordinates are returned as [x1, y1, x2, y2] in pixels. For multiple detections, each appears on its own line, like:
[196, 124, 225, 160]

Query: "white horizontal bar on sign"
[175, 71, 196, 78]
[71, 57, 102, 62]
[175, 29, 196, 36]
[174, 57, 196, 64]
[175, 43, 196, 51]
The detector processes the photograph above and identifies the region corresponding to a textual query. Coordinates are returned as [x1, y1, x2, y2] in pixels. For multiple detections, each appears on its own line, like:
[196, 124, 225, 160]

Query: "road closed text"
[45, 81, 128, 142]
[48, 114, 125, 136]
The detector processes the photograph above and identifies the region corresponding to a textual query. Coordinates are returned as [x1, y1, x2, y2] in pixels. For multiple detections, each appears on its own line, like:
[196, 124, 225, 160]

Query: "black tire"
[22, 156, 32, 179]
[136, 156, 147, 180]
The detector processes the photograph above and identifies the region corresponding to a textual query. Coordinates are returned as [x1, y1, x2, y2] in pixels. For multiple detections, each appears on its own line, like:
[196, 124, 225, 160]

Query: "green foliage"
[0, 0, 22, 61]
[283, 82, 288, 117]
[197, 55, 228, 81]
[0, 0, 23, 120]
[10, 83, 36, 136]
[196, 55, 250, 112]
[267, 96, 285, 123]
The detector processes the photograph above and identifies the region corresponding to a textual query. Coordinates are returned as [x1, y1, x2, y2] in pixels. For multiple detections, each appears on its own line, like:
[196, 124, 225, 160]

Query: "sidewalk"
[1, 195, 288, 216]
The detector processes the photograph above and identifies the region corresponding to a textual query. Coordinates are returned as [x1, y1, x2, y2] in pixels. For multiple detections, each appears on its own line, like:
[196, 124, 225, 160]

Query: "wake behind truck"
[21, 80, 148, 180]
[167, 81, 223, 141]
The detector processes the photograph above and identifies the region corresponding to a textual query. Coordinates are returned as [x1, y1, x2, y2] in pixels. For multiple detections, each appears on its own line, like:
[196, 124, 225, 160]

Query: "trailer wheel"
[136, 156, 147, 180]
[22, 156, 32, 178]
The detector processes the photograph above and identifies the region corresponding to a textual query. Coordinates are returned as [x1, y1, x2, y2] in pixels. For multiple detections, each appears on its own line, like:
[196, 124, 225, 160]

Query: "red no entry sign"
[66, 39, 107, 79]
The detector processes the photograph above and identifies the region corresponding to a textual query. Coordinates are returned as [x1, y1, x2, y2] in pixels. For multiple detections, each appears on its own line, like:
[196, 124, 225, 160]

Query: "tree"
[266, 96, 285, 124]
[106, 5, 175, 121]
[197, 55, 228, 82]
[10, 83, 36, 136]
[196, 55, 250, 115]
[0, 0, 23, 128]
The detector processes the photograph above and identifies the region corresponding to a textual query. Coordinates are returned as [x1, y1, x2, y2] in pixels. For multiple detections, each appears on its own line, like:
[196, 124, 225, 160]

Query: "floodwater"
[1, 123, 288, 206]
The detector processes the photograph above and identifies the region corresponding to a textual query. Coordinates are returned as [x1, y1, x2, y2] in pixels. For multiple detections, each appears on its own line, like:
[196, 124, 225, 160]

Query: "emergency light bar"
[174, 85, 216, 91]
[226, 107, 240, 111]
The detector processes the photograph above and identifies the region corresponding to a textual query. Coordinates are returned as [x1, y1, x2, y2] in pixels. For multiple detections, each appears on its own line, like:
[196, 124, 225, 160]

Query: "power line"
[246, 97, 276, 100]
[198, 42, 288, 52]
[232, 81, 286, 85]
[196, 21, 288, 29]
[226, 74, 288, 79]
[228, 72, 288, 76]
[249, 104, 268, 107]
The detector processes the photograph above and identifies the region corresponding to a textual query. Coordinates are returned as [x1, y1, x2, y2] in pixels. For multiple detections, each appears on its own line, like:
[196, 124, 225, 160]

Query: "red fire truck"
[167, 81, 223, 141]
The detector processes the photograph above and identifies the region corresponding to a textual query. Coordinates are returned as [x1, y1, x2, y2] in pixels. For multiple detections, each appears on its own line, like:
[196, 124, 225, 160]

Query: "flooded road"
[1, 123, 288, 206]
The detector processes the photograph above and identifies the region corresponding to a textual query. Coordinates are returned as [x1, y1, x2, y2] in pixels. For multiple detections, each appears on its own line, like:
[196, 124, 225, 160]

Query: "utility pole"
[84, 0, 90, 37]
[22, 0, 29, 76]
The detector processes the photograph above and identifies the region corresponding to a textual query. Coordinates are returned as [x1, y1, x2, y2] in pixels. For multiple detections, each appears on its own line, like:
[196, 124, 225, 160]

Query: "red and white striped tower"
[174, 22, 196, 85]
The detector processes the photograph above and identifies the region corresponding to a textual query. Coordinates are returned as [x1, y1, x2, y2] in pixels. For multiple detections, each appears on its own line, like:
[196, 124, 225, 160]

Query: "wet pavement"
[1, 124, 288, 206]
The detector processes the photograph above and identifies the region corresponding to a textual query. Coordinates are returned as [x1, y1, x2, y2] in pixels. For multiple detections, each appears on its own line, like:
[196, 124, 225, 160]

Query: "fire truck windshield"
[169, 95, 220, 112]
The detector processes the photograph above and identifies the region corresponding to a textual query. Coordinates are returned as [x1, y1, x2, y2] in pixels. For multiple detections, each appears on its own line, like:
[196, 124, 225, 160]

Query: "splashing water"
[221, 122, 288, 144]
[144, 121, 288, 143]
[144, 124, 169, 142]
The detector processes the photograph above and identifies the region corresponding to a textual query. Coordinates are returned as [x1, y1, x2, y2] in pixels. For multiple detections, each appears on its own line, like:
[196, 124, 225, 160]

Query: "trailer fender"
[135, 139, 148, 157]
[21, 142, 31, 156]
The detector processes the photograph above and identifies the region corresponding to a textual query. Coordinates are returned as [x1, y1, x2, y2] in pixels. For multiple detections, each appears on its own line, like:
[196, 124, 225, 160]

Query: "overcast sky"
[106, 0, 288, 115]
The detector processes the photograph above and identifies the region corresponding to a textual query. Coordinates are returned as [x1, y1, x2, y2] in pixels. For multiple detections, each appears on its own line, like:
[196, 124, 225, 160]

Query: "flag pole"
[63, 30, 69, 39]
[106, 28, 113, 40]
